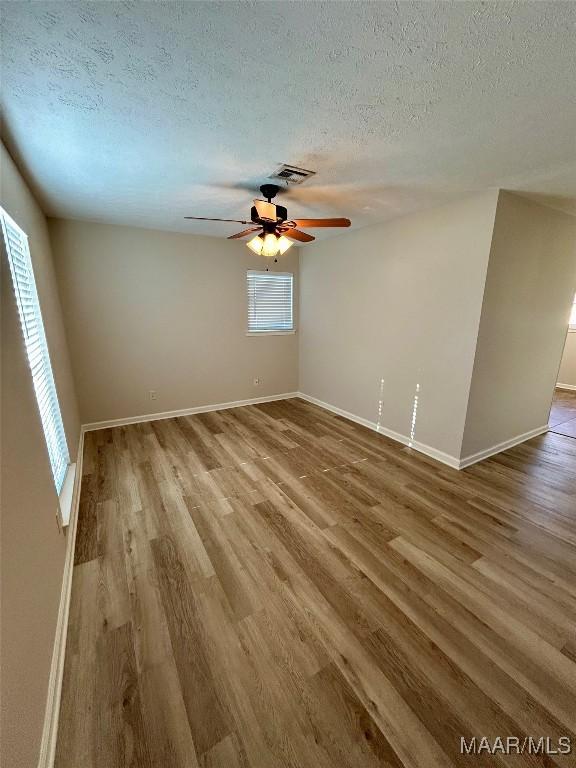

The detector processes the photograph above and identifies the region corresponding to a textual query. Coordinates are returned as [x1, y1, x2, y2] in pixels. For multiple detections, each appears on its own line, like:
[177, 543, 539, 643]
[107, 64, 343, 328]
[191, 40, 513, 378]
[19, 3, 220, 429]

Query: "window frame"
[1, 205, 71, 497]
[246, 270, 295, 336]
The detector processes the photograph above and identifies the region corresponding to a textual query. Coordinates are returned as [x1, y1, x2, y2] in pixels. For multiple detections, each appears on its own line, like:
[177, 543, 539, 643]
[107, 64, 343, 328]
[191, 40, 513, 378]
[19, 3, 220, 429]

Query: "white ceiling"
[1, 1, 576, 241]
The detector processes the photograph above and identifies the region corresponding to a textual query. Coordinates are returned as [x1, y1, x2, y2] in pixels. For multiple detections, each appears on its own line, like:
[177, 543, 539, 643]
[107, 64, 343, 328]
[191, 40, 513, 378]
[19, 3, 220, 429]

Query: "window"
[569, 293, 576, 331]
[247, 270, 294, 333]
[1, 206, 70, 493]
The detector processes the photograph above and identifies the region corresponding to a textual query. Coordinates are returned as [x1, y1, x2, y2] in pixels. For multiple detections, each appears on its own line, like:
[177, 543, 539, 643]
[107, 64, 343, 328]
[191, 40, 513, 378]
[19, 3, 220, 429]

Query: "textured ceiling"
[1, 1, 576, 240]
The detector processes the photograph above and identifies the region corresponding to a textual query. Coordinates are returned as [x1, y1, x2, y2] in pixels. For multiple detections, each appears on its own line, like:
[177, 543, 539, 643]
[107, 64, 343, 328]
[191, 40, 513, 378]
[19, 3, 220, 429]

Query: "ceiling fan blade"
[184, 216, 253, 224]
[283, 228, 315, 243]
[227, 227, 261, 240]
[292, 218, 351, 228]
[254, 199, 277, 221]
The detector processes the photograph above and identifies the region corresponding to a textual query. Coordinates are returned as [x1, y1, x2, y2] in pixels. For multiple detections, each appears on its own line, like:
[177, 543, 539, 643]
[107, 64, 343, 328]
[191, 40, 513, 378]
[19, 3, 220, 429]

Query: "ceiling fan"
[184, 184, 351, 257]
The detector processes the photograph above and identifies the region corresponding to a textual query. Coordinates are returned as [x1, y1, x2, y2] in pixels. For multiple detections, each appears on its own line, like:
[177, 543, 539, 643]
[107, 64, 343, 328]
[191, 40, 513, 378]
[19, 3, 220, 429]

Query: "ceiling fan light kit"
[184, 181, 351, 257]
[246, 233, 292, 258]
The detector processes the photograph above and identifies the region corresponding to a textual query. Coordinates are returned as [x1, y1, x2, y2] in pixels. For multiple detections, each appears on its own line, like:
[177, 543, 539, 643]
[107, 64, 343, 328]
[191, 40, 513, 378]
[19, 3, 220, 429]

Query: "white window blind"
[247, 270, 294, 333]
[1, 206, 70, 493]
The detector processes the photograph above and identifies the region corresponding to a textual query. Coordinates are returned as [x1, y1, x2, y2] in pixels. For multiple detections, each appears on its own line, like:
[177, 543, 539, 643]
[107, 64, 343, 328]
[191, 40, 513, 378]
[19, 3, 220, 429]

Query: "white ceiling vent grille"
[269, 164, 316, 185]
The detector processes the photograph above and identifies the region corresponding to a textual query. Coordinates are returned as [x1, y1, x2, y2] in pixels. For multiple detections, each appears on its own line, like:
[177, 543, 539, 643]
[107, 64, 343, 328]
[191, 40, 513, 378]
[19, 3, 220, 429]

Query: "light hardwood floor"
[56, 397, 576, 767]
[550, 388, 576, 439]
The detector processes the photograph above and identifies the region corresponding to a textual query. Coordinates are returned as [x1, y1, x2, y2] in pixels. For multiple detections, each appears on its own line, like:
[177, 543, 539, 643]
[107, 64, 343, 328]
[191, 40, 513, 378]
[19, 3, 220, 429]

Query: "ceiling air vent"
[269, 164, 316, 185]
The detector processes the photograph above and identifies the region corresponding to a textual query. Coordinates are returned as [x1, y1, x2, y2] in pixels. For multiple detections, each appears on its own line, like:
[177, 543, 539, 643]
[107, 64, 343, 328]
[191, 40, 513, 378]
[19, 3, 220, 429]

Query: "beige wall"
[1, 143, 80, 768]
[461, 192, 576, 458]
[557, 331, 576, 388]
[50, 219, 299, 424]
[299, 190, 499, 459]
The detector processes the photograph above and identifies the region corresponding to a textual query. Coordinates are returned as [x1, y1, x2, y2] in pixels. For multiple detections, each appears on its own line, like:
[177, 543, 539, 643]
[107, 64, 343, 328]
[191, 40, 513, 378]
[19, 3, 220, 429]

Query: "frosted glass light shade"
[246, 235, 264, 255]
[262, 233, 279, 258]
[277, 236, 292, 254]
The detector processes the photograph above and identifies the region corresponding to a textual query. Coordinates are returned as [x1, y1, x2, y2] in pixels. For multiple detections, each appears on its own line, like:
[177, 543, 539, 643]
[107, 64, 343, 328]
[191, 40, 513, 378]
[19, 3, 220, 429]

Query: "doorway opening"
[549, 292, 576, 438]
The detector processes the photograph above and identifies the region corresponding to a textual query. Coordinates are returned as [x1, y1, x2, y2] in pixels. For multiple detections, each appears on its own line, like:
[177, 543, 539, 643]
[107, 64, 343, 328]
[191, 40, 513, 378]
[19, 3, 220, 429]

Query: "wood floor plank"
[199, 733, 249, 768]
[96, 499, 131, 632]
[122, 503, 200, 768]
[57, 397, 576, 768]
[55, 559, 100, 767]
[96, 621, 153, 767]
[151, 535, 233, 756]
[308, 662, 405, 768]
[73, 472, 98, 566]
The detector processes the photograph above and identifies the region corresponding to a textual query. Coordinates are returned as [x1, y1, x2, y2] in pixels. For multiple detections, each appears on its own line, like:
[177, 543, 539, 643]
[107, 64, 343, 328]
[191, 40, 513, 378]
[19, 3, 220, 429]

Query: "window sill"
[59, 462, 77, 527]
[246, 330, 296, 336]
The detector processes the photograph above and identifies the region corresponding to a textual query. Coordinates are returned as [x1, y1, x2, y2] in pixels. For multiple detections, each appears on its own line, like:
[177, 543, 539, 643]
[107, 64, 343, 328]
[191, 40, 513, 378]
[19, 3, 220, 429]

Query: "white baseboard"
[556, 383, 576, 391]
[82, 392, 299, 432]
[458, 425, 550, 468]
[37, 430, 84, 768]
[297, 393, 550, 471]
[296, 392, 462, 469]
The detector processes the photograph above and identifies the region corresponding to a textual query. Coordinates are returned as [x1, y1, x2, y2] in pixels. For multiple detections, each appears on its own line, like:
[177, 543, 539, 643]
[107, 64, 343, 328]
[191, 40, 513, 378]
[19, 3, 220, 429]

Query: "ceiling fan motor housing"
[251, 204, 287, 226]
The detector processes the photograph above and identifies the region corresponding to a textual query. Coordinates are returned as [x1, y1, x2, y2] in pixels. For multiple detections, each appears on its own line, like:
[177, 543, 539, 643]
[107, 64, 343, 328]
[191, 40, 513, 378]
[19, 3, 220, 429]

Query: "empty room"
[2, 2, 576, 767]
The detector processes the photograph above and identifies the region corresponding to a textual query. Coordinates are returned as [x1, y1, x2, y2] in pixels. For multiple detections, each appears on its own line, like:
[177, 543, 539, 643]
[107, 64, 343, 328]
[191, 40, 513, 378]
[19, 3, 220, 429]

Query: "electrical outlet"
[149, 390, 157, 401]
[253, 377, 261, 386]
